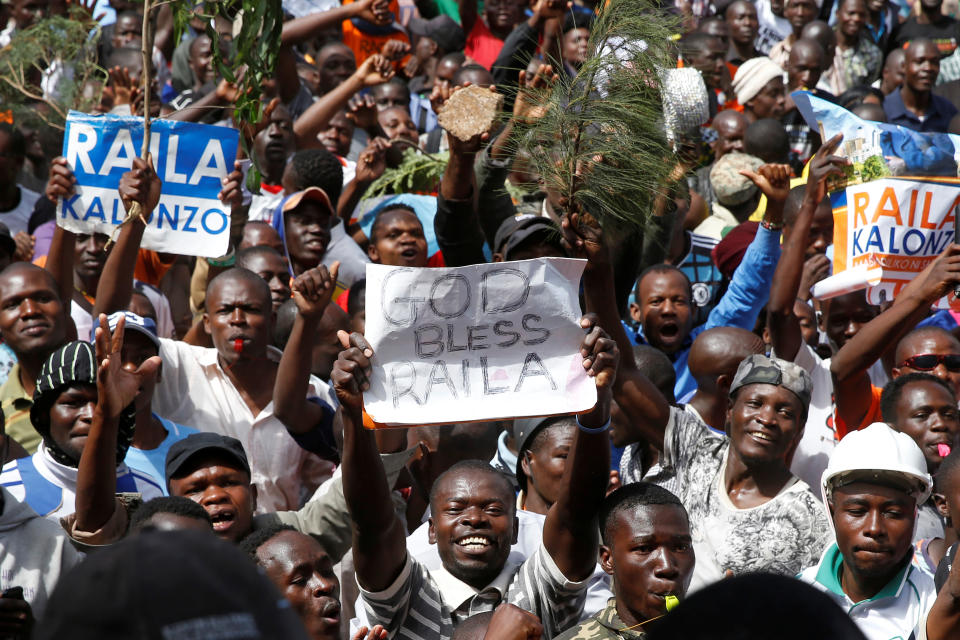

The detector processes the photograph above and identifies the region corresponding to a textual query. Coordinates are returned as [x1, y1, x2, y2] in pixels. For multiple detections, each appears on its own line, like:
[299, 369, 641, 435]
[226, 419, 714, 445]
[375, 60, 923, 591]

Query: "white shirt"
[248, 190, 285, 224]
[799, 544, 934, 640]
[0, 186, 39, 236]
[151, 339, 338, 512]
[0, 446, 163, 519]
[756, 0, 793, 55]
[786, 344, 895, 497]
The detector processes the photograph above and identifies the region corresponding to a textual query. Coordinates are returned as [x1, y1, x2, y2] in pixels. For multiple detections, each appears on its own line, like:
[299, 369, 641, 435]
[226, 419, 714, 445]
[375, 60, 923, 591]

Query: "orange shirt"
[832, 384, 882, 440]
[341, 0, 410, 66]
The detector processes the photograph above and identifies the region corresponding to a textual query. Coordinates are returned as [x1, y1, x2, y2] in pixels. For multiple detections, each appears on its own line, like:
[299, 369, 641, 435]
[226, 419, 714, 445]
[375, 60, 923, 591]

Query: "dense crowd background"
[2, 0, 960, 638]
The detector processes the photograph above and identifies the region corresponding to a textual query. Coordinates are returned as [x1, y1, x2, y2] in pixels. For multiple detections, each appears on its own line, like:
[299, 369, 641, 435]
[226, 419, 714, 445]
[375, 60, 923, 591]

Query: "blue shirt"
[884, 88, 959, 133]
[123, 415, 199, 495]
[631, 225, 782, 400]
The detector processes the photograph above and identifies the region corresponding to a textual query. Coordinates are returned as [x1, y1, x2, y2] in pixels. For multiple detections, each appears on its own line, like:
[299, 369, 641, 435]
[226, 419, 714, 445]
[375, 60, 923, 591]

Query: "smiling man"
[555, 483, 695, 640]
[0, 263, 69, 453]
[334, 316, 618, 639]
[884, 38, 958, 132]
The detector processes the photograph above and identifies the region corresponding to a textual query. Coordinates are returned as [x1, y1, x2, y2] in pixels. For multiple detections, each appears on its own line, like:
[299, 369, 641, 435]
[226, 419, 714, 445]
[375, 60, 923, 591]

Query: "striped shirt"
[359, 543, 589, 640]
[0, 447, 164, 519]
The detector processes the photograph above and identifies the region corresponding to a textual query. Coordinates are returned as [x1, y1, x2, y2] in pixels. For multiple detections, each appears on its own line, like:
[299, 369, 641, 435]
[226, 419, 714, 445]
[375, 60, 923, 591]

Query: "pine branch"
[504, 0, 679, 229]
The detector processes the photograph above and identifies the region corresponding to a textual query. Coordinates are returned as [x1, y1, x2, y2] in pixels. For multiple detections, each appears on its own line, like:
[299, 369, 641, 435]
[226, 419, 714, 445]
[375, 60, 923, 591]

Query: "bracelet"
[760, 220, 783, 231]
[576, 416, 611, 433]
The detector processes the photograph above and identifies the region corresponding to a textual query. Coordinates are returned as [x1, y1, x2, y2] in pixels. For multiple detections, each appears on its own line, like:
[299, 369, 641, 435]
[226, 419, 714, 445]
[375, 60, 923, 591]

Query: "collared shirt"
[657, 406, 833, 592]
[358, 542, 590, 640]
[884, 88, 959, 133]
[938, 46, 960, 85]
[151, 339, 338, 513]
[0, 364, 41, 453]
[798, 544, 935, 640]
[0, 446, 163, 519]
[830, 36, 883, 96]
[555, 598, 647, 640]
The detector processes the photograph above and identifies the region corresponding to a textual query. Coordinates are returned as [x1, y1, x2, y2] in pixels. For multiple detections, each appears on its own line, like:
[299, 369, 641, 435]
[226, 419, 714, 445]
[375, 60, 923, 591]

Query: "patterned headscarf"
[30, 341, 136, 467]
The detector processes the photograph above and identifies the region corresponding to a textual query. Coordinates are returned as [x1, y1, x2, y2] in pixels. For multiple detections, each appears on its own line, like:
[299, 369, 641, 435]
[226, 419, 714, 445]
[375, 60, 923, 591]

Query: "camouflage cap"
[729, 353, 812, 408]
[709, 152, 763, 207]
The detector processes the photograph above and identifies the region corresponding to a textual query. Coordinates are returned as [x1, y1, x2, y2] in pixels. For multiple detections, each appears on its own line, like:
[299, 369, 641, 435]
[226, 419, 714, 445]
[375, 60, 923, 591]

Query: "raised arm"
[74, 314, 161, 534]
[702, 163, 789, 333]
[282, 0, 390, 44]
[92, 157, 160, 318]
[563, 212, 671, 450]
[766, 137, 845, 361]
[44, 157, 78, 307]
[542, 315, 616, 581]
[332, 331, 407, 592]
[459, 0, 479, 40]
[293, 55, 393, 150]
[434, 87, 499, 266]
[274, 263, 341, 437]
[832, 244, 960, 428]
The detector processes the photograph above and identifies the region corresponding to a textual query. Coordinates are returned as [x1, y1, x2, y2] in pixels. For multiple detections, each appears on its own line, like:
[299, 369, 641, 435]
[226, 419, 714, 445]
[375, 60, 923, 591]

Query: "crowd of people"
[2, 0, 960, 637]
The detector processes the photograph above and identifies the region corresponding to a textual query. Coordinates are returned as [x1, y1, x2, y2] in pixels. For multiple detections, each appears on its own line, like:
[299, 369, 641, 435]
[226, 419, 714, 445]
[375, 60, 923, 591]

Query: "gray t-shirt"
[657, 406, 833, 592]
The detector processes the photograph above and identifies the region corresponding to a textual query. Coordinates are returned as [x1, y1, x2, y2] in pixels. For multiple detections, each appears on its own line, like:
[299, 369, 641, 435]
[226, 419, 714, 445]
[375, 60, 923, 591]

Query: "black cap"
[492, 215, 561, 260]
[407, 15, 466, 54]
[35, 529, 310, 640]
[165, 433, 250, 487]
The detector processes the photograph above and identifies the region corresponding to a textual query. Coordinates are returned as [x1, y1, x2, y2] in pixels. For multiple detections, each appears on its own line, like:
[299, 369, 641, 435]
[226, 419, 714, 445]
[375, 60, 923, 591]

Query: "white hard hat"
[822, 423, 933, 504]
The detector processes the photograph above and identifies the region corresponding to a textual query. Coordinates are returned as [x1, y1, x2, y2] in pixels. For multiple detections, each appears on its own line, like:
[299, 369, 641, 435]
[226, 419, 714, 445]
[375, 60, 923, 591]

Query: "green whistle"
[665, 595, 679, 611]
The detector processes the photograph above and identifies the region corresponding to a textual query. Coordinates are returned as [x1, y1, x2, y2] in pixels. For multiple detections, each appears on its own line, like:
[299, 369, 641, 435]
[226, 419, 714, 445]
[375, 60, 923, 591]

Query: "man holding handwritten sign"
[363, 258, 595, 425]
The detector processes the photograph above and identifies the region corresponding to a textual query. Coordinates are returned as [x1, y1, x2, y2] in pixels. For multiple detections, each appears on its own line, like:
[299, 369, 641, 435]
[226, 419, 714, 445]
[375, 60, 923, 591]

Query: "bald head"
[787, 38, 825, 90]
[206, 267, 272, 309]
[711, 110, 749, 158]
[800, 20, 835, 65]
[895, 326, 960, 365]
[689, 327, 765, 390]
[790, 38, 824, 66]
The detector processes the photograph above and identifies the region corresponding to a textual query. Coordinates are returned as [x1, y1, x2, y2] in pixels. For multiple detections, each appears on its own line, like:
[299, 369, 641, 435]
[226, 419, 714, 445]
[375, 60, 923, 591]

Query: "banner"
[792, 93, 960, 305]
[59, 111, 240, 258]
[362, 258, 597, 426]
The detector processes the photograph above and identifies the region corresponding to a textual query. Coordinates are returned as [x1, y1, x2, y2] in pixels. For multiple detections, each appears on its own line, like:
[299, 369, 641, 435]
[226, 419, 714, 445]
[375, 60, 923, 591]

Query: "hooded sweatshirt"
[0, 486, 81, 618]
[270, 194, 369, 295]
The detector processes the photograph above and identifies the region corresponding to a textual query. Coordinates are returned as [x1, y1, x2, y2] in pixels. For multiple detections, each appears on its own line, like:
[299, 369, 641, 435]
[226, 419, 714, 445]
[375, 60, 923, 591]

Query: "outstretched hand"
[332, 331, 375, 410]
[118, 155, 162, 217]
[739, 163, 792, 203]
[514, 64, 556, 124]
[46, 156, 76, 203]
[560, 211, 610, 270]
[219, 160, 245, 210]
[94, 314, 162, 419]
[579, 313, 618, 390]
[805, 133, 849, 204]
[352, 625, 388, 640]
[291, 262, 340, 320]
[355, 54, 395, 87]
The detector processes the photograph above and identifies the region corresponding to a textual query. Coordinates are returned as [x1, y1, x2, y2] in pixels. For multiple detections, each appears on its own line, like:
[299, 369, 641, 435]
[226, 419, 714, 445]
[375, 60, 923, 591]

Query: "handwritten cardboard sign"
[363, 258, 596, 426]
[59, 111, 239, 258]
